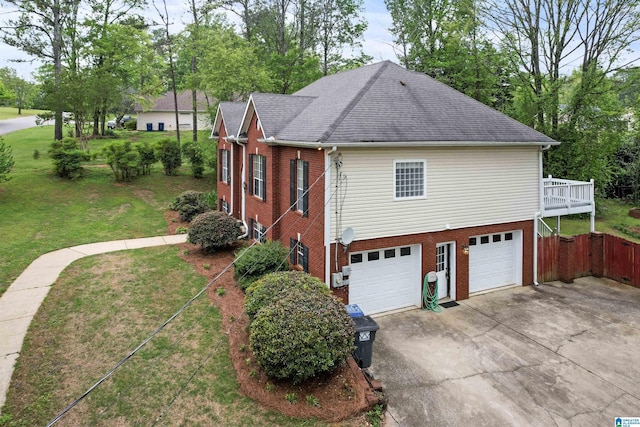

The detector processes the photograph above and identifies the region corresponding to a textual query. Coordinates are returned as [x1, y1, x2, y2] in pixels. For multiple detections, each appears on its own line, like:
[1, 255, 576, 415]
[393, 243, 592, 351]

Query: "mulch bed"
[164, 210, 381, 424]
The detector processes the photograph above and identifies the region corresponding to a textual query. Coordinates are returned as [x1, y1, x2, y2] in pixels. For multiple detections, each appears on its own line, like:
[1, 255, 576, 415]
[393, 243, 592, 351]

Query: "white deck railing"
[542, 176, 595, 231]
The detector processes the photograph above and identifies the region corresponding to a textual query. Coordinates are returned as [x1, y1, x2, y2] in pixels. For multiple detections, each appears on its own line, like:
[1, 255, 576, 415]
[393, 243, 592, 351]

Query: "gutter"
[256, 138, 560, 149]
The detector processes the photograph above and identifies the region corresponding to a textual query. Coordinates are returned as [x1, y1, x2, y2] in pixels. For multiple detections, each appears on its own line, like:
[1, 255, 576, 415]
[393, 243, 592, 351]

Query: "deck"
[542, 177, 594, 218]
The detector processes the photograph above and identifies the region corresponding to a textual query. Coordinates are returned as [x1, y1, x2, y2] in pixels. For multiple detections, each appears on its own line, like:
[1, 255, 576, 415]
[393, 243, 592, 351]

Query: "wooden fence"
[537, 232, 640, 288]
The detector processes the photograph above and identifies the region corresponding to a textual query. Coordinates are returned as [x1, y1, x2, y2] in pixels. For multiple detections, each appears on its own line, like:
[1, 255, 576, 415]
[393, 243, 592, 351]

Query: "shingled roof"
[214, 102, 246, 136]
[248, 61, 557, 146]
[136, 90, 209, 112]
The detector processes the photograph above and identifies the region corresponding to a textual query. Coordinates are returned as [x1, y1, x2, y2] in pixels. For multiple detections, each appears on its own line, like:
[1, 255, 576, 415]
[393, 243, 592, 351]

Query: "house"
[212, 61, 595, 316]
[135, 90, 211, 132]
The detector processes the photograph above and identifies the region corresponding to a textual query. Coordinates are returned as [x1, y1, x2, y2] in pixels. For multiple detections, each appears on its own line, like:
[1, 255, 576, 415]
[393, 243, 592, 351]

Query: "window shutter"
[261, 157, 267, 202]
[302, 161, 309, 217]
[219, 198, 223, 210]
[219, 149, 223, 181]
[290, 159, 296, 210]
[290, 238, 296, 265]
[248, 154, 254, 195]
[302, 244, 309, 273]
[248, 218, 254, 240]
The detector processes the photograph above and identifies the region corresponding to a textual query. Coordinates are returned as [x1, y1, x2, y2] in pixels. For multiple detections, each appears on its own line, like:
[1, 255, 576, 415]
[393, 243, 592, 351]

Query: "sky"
[0, 0, 397, 81]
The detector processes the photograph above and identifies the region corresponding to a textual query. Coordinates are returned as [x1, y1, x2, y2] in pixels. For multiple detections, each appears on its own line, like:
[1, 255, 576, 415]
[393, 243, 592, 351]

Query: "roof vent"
[240, 132, 248, 138]
[400, 80, 406, 86]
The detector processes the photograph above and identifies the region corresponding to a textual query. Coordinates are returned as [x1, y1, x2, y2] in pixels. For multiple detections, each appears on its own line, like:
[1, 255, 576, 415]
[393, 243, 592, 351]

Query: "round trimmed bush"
[234, 241, 290, 290]
[249, 289, 355, 384]
[187, 211, 242, 252]
[170, 190, 212, 222]
[245, 271, 331, 319]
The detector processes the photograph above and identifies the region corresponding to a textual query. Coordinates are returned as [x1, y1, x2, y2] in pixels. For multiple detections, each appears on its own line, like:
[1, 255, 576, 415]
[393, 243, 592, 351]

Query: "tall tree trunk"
[53, 0, 63, 141]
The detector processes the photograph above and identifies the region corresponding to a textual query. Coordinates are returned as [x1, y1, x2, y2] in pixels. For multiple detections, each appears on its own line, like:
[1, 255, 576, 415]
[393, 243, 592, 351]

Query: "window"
[368, 251, 380, 261]
[384, 249, 396, 259]
[436, 245, 446, 272]
[480, 236, 490, 244]
[219, 149, 230, 183]
[290, 238, 309, 272]
[505, 232, 513, 241]
[394, 160, 425, 199]
[220, 199, 229, 214]
[400, 247, 412, 256]
[469, 237, 477, 246]
[350, 253, 363, 264]
[493, 234, 501, 242]
[249, 154, 266, 201]
[290, 159, 309, 216]
[247, 218, 266, 243]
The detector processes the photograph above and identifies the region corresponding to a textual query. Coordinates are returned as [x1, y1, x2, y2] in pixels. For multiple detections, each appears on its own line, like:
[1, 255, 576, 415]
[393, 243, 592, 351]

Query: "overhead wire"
[47, 157, 336, 426]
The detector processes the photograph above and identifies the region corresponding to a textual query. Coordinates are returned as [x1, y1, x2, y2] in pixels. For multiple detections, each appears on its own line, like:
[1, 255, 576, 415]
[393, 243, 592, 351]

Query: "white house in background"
[135, 90, 212, 132]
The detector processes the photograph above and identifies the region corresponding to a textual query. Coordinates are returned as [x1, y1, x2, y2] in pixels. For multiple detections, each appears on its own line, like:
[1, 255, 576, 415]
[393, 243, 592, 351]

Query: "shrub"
[49, 138, 88, 179]
[155, 138, 181, 175]
[125, 119, 137, 130]
[182, 141, 205, 178]
[187, 211, 242, 252]
[249, 289, 355, 384]
[102, 140, 139, 182]
[0, 138, 14, 183]
[170, 190, 212, 222]
[136, 141, 156, 175]
[33, 149, 40, 160]
[244, 271, 330, 319]
[234, 241, 290, 290]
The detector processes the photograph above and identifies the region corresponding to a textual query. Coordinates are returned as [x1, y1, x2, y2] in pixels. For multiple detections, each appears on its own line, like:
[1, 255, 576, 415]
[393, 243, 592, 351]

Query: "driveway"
[0, 116, 43, 136]
[371, 277, 640, 426]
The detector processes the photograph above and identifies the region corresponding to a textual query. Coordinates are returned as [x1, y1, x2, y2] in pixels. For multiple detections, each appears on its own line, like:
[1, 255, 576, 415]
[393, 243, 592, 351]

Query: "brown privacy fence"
[537, 232, 640, 288]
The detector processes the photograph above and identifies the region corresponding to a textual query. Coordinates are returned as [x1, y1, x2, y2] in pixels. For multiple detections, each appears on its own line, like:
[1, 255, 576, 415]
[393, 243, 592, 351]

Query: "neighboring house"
[135, 90, 211, 131]
[212, 61, 594, 315]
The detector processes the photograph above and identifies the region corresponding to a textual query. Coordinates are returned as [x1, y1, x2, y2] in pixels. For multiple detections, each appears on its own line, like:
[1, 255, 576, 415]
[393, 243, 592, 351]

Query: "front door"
[436, 243, 449, 300]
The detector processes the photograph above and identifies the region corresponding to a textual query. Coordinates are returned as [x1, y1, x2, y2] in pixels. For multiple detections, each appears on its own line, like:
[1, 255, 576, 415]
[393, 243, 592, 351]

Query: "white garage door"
[469, 231, 522, 294]
[348, 245, 422, 315]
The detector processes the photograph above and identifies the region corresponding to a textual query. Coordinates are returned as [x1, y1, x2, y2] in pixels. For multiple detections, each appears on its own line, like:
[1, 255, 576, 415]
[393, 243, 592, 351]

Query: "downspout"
[236, 138, 248, 239]
[534, 144, 552, 286]
[229, 142, 234, 217]
[324, 146, 337, 287]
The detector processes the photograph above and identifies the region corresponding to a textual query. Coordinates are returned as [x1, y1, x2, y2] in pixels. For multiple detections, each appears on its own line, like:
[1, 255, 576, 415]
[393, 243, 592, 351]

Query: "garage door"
[348, 244, 422, 315]
[469, 231, 522, 294]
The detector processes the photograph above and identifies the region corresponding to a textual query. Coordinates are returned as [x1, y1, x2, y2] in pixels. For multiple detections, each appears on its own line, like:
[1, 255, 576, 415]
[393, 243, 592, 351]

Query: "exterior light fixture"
[462, 244, 470, 255]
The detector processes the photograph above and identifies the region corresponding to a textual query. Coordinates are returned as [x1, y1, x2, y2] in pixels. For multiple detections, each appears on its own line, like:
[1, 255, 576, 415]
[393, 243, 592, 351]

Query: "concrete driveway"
[0, 115, 46, 136]
[371, 277, 640, 426]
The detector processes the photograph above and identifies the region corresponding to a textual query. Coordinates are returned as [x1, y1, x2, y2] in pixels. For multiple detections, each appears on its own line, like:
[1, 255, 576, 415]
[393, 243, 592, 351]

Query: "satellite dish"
[341, 227, 355, 245]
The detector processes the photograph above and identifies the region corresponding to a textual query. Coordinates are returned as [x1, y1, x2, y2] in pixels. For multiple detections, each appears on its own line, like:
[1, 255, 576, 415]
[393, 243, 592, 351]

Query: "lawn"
[543, 198, 640, 242]
[0, 126, 215, 295]
[0, 107, 47, 120]
[0, 247, 325, 426]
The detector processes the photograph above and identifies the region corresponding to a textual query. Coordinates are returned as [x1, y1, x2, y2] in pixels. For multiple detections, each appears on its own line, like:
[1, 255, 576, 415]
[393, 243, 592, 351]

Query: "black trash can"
[158, 122, 165, 131]
[146, 123, 152, 131]
[352, 315, 379, 369]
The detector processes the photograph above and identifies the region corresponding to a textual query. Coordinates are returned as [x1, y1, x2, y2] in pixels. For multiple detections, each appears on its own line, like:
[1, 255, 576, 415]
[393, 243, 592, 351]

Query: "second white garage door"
[469, 230, 522, 294]
[348, 244, 422, 315]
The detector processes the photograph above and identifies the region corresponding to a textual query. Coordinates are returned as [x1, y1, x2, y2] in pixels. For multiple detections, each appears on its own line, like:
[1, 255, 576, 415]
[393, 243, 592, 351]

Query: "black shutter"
[290, 238, 296, 265]
[302, 161, 309, 217]
[219, 149, 223, 181]
[290, 159, 296, 210]
[219, 198, 223, 210]
[261, 156, 267, 202]
[302, 244, 309, 272]
[248, 218, 254, 240]
[248, 154, 254, 195]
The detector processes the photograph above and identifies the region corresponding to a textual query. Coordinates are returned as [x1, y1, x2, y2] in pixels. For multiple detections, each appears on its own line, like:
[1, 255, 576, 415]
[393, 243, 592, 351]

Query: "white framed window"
[250, 154, 266, 201]
[220, 149, 230, 183]
[220, 199, 229, 214]
[253, 221, 266, 243]
[290, 238, 309, 272]
[297, 160, 304, 211]
[290, 159, 308, 216]
[394, 160, 426, 199]
[436, 245, 446, 272]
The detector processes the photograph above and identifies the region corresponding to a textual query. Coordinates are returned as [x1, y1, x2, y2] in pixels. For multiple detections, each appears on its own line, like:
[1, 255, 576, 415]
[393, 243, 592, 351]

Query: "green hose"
[422, 275, 442, 313]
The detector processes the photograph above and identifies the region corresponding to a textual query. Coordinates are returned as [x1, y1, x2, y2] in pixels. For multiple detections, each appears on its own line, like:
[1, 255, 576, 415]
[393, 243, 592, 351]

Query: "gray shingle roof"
[256, 61, 556, 145]
[218, 102, 246, 136]
[136, 90, 209, 112]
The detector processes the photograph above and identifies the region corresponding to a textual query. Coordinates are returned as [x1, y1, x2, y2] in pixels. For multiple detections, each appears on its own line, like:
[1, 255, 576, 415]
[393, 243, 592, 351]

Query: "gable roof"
[213, 102, 246, 137]
[136, 90, 209, 112]
[249, 61, 557, 146]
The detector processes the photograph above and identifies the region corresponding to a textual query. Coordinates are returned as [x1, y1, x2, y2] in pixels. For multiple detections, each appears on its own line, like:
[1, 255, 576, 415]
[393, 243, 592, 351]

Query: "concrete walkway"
[0, 234, 187, 412]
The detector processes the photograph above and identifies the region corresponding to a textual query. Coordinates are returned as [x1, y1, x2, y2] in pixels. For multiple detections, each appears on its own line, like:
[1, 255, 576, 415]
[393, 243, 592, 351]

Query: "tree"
[2, 0, 81, 140]
[0, 68, 37, 114]
[0, 138, 15, 183]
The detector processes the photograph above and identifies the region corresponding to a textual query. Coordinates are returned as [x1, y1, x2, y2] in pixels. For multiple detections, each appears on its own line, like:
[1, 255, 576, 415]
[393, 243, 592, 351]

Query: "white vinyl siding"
[331, 146, 539, 241]
[136, 112, 210, 131]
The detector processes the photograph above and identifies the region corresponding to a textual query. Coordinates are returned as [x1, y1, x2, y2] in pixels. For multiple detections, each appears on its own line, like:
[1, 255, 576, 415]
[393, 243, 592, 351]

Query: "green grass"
[0, 247, 323, 426]
[0, 126, 215, 295]
[0, 107, 47, 120]
[544, 198, 640, 242]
